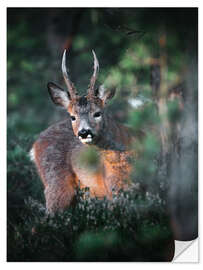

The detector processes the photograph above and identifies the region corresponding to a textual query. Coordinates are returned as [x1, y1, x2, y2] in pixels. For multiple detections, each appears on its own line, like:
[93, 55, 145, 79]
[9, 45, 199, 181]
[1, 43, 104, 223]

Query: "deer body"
[31, 50, 133, 213]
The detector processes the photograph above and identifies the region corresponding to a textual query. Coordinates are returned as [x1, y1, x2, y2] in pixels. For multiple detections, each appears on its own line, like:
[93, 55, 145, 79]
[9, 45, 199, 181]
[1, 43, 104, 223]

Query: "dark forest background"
[7, 8, 198, 262]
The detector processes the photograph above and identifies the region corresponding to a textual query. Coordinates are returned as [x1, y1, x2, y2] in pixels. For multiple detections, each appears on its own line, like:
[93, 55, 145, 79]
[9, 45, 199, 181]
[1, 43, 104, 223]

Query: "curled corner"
[173, 239, 199, 262]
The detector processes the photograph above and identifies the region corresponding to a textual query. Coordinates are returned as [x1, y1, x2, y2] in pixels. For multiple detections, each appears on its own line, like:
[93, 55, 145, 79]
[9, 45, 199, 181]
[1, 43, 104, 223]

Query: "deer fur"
[31, 50, 134, 213]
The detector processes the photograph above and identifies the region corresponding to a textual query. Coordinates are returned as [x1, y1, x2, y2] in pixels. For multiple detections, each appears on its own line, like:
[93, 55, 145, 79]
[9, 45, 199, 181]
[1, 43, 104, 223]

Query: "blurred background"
[7, 8, 198, 262]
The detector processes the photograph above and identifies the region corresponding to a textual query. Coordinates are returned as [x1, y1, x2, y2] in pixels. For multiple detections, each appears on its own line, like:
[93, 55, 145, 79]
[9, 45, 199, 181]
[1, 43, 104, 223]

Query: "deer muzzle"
[78, 129, 94, 144]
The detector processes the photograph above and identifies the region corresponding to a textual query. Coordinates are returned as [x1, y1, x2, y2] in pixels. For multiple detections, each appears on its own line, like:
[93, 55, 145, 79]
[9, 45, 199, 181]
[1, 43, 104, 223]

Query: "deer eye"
[70, 115, 76, 121]
[94, 112, 102, 118]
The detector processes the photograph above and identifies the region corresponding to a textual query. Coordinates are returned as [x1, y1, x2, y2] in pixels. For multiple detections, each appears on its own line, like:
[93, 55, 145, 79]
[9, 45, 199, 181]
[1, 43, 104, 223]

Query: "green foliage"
[128, 102, 160, 131]
[7, 187, 173, 262]
[144, 133, 161, 158]
[77, 146, 100, 171]
[167, 99, 182, 123]
[7, 134, 44, 225]
[75, 231, 120, 261]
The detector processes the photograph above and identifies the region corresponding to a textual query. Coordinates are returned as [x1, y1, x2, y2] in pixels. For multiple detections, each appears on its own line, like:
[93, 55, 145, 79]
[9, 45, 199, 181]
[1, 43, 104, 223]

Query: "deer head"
[47, 50, 116, 145]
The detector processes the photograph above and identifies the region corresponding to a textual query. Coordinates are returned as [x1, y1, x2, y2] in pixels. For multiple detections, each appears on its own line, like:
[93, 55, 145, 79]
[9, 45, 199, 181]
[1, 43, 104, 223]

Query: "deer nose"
[78, 129, 92, 139]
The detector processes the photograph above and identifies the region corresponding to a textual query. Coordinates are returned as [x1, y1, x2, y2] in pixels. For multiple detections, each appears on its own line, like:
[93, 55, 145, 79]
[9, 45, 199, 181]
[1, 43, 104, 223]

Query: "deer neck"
[95, 114, 130, 152]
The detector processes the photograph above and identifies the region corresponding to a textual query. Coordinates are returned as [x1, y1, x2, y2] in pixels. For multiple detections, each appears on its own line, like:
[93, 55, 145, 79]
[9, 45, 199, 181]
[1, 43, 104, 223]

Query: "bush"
[7, 159, 174, 262]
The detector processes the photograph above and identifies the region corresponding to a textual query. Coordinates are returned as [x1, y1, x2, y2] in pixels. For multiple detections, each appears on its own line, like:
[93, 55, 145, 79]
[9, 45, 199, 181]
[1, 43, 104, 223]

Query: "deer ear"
[47, 82, 70, 108]
[97, 85, 116, 104]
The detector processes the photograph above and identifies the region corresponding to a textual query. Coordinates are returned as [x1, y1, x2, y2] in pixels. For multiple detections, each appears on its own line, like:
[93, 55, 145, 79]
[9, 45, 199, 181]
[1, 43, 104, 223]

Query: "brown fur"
[32, 98, 134, 213]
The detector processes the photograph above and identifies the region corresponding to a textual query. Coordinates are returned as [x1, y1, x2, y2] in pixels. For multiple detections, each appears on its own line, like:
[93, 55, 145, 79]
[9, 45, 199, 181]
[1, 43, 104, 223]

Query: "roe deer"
[30, 50, 134, 213]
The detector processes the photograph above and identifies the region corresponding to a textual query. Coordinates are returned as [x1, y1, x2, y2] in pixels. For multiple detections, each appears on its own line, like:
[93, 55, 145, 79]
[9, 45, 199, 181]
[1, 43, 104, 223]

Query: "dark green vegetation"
[7, 8, 197, 261]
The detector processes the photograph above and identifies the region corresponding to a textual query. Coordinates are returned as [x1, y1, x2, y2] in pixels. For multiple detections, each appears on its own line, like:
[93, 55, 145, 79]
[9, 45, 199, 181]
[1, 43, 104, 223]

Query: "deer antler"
[88, 50, 99, 96]
[62, 50, 78, 98]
